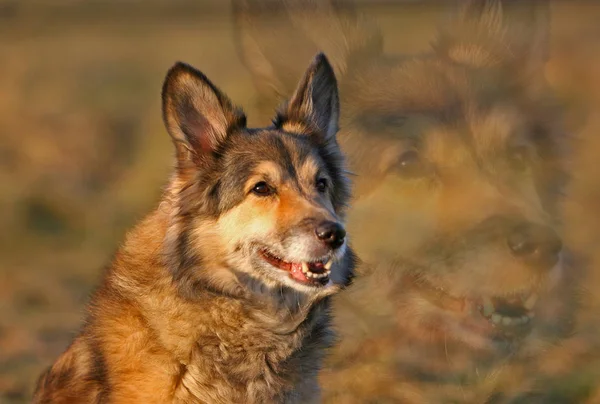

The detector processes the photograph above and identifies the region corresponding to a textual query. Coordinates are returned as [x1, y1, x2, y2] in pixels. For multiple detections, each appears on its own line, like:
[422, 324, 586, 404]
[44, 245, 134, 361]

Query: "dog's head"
[160, 54, 353, 301]
[342, 1, 573, 352]
[346, 68, 568, 350]
[233, 0, 575, 352]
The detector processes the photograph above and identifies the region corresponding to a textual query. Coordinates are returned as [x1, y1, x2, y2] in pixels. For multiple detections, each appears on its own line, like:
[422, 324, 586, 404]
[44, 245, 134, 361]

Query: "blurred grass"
[1, 1, 600, 402]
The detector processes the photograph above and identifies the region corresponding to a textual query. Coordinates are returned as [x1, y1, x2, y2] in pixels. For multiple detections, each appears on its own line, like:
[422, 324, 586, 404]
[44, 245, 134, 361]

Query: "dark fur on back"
[34, 54, 355, 404]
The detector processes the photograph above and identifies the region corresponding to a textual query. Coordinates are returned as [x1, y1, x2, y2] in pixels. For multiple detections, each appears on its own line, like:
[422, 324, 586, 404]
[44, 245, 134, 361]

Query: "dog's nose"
[315, 221, 346, 250]
[507, 222, 562, 270]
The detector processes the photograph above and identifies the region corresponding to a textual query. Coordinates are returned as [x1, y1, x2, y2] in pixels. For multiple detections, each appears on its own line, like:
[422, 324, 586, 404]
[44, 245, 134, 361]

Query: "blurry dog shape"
[234, 0, 583, 402]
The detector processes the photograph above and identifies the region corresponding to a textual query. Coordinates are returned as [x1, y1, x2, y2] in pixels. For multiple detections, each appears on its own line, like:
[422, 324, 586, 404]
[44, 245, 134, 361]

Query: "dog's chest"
[172, 320, 321, 403]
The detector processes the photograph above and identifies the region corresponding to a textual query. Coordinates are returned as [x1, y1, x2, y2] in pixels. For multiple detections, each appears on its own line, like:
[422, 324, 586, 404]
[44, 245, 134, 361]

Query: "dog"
[234, 0, 585, 402]
[33, 53, 355, 404]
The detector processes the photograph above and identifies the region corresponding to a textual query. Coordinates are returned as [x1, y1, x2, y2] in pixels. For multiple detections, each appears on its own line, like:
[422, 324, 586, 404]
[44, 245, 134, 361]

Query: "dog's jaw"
[404, 256, 566, 351]
[259, 249, 346, 295]
[235, 241, 351, 296]
[260, 249, 333, 286]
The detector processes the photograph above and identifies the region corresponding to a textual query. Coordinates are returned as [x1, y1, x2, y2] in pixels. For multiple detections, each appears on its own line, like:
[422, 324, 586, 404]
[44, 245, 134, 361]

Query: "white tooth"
[301, 262, 309, 274]
[324, 259, 333, 270]
[521, 315, 530, 323]
[482, 298, 494, 317]
[523, 293, 538, 310]
[502, 316, 513, 326]
[491, 314, 502, 324]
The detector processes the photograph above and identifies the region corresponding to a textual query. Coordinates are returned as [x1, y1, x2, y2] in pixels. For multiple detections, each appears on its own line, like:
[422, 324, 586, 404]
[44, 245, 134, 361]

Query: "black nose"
[315, 221, 346, 250]
[507, 222, 562, 270]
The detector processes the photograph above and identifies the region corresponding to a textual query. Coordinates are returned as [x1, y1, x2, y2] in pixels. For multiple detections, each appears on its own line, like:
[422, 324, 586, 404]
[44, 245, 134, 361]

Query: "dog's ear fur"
[436, 0, 550, 75]
[275, 53, 340, 143]
[232, 0, 381, 112]
[162, 62, 247, 168]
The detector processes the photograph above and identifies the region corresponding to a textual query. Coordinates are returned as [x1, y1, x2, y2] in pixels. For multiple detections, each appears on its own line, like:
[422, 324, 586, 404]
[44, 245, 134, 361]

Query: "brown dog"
[33, 53, 355, 403]
[234, 1, 583, 402]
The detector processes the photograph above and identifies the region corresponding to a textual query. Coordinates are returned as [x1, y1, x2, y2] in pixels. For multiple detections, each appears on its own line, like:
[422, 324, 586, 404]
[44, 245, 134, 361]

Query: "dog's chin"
[405, 261, 565, 352]
[254, 248, 343, 295]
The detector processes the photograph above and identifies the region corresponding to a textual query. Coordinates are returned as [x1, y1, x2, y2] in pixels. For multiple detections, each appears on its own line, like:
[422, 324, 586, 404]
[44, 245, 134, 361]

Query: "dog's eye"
[316, 178, 328, 193]
[251, 181, 273, 196]
[396, 150, 426, 177]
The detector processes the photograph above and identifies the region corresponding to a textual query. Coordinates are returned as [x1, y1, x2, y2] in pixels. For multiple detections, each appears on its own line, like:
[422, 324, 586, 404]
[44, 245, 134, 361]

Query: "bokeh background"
[2, 1, 600, 402]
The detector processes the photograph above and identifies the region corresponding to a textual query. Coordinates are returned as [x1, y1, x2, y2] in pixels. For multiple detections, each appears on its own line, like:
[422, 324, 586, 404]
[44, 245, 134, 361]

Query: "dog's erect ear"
[162, 62, 246, 167]
[275, 53, 339, 143]
[436, 0, 550, 74]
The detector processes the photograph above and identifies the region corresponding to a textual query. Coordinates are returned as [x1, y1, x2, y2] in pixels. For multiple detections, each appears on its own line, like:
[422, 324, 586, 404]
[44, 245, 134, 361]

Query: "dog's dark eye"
[507, 146, 530, 171]
[396, 150, 426, 178]
[251, 181, 273, 196]
[316, 178, 328, 193]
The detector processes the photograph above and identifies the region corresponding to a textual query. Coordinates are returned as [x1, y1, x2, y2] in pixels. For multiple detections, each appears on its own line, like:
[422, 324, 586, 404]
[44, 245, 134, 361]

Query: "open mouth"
[411, 276, 541, 339]
[259, 249, 332, 287]
[475, 291, 537, 337]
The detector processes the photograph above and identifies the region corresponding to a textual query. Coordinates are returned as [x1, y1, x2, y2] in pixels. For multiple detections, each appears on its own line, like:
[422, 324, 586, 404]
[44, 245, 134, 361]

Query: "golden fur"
[34, 54, 355, 403]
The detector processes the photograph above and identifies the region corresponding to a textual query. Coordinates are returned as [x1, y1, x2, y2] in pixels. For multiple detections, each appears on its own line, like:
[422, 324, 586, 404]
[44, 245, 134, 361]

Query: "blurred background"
[2, 1, 600, 402]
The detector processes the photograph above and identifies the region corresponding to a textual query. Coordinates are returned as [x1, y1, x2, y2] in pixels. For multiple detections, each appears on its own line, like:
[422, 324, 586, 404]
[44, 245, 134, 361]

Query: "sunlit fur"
[234, 0, 581, 402]
[33, 54, 355, 404]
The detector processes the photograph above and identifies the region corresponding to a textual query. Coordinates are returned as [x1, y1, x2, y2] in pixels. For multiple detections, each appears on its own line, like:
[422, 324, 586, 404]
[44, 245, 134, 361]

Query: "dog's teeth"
[501, 316, 513, 326]
[324, 259, 333, 270]
[482, 297, 494, 317]
[523, 293, 538, 310]
[521, 315, 530, 324]
[301, 262, 309, 274]
[514, 316, 525, 325]
[491, 314, 502, 324]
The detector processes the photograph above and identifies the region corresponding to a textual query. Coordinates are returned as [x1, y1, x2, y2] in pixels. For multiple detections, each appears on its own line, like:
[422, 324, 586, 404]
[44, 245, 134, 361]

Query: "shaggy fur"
[234, 0, 583, 402]
[33, 54, 355, 404]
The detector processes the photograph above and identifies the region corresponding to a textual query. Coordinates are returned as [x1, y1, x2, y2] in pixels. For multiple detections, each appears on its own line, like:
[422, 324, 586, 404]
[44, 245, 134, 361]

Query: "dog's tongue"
[290, 263, 309, 283]
[309, 261, 326, 274]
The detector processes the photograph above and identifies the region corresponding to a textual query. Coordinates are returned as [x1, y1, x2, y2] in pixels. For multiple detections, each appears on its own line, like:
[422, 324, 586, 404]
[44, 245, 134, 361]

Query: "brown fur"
[34, 54, 355, 403]
[234, 1, 585, 402]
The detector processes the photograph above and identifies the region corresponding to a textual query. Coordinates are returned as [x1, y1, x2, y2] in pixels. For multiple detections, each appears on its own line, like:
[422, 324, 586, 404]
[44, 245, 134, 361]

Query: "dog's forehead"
[345, 60, 534, 157]
[466, 105, 528, 150]
[415, 106, 531, 169]
[227, 129, 323, 181]
[345, 59, 464, 113]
